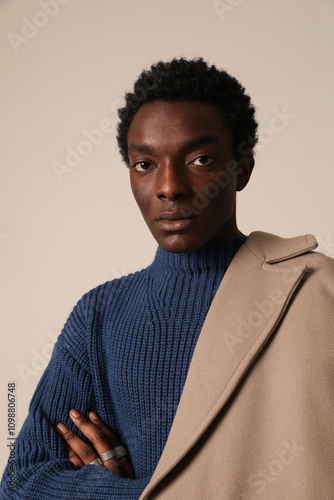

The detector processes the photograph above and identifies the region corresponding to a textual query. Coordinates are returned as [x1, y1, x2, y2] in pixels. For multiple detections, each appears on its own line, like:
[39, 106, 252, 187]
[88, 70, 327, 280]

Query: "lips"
[156, 211, 197, 232]
[157, 211, 197, 221]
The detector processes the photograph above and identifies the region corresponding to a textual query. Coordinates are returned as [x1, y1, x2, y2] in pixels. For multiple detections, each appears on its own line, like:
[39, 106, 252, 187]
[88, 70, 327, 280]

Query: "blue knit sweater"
[1, 236, 246, 499]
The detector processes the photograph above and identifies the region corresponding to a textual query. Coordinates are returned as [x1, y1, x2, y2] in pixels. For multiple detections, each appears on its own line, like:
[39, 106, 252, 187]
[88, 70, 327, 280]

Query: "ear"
[236, 154, 254, 191]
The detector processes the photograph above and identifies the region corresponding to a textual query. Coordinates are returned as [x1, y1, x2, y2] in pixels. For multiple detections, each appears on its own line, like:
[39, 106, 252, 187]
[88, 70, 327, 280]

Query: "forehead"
[127, 101, 232, 151]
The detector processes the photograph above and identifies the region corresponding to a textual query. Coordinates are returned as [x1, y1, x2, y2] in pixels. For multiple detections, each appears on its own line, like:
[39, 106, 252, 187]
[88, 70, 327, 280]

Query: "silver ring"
[100, 446, 127, 463]
[89, 457, 103, 466]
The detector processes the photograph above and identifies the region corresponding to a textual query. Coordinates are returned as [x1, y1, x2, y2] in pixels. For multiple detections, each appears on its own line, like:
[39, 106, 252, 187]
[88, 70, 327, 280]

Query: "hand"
[57, 409, 135, 478]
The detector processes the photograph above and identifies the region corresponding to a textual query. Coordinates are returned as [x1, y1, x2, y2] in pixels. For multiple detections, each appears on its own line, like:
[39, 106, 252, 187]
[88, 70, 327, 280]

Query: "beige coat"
[140, 231, 334, 500]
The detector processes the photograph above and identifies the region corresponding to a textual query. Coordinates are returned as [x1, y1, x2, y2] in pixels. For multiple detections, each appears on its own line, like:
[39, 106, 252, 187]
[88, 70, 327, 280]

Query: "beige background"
[1, 0, 333, 471]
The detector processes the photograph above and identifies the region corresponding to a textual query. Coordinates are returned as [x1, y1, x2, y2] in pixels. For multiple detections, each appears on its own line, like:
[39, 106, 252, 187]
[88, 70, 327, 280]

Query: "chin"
[154, 233, 208, 254]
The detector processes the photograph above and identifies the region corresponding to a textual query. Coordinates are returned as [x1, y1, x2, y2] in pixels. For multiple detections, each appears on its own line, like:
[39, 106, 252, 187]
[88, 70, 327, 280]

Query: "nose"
[156, 163, 189, 202]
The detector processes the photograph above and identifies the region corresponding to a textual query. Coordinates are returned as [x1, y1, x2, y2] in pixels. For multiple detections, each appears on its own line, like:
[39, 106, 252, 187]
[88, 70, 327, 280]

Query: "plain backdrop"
[1, 0, 333, 471]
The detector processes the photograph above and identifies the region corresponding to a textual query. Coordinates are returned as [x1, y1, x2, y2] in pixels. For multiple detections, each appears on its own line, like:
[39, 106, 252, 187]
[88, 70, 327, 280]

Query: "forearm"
[0, 342, 150, 499]
[1, 461, 150, 500]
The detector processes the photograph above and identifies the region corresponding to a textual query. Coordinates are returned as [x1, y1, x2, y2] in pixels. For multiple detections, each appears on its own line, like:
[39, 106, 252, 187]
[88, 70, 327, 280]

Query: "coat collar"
[141, 232, 318, 499]
[245, 231, 317, 263]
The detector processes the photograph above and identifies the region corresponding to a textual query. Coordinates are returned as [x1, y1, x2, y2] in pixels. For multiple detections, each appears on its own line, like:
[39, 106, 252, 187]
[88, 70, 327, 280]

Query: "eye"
[190, 156, 214, 166]
[132, 161, 152, 172]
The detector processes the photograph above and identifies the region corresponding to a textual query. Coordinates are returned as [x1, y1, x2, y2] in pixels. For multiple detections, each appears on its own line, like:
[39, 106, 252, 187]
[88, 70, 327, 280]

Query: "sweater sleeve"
[0, 295, 150, 500]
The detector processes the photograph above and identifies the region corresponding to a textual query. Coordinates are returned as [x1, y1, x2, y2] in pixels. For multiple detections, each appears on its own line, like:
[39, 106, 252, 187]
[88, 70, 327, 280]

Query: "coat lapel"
[141, 231, 317, 498]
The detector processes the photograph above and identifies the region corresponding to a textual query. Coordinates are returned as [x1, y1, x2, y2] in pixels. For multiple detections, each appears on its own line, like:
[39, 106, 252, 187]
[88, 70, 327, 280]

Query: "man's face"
[127, 101, 252, 253]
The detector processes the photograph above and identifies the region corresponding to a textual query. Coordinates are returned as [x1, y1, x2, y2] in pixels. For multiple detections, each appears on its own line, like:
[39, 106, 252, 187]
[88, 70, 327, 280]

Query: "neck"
[149, 235, 247, 277]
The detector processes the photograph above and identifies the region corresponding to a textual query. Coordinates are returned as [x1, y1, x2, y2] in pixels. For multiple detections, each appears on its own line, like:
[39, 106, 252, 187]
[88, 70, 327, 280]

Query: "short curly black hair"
[117, 57, 258, 166]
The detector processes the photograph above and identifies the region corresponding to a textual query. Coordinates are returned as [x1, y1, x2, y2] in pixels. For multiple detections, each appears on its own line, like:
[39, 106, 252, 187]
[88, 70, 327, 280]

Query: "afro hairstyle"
[116, 57, 258, 166]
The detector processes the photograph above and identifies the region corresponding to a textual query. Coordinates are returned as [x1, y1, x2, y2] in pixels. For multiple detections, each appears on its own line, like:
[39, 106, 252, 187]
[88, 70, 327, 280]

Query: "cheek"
[130, 181, 152, 215]
[198, 169, 236, 199]
[203, 182, 236, 218]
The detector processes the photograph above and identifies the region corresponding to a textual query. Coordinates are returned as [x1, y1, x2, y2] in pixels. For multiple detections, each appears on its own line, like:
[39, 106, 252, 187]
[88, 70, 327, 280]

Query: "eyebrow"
[127, 134, 221, 155]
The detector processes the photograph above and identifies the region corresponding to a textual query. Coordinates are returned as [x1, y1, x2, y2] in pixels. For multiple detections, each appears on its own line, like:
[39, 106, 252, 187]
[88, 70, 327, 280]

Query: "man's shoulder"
[79, 265, 151, 313]
[57, 266, 151, 354]
[242, 231, 334, 305]
[244, 231, 317, 262]
[244, 230, 334, 269]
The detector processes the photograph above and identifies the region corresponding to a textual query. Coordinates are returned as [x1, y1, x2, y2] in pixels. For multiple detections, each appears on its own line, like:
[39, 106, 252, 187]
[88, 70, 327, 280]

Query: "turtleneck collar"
[149, 235, 247, 276]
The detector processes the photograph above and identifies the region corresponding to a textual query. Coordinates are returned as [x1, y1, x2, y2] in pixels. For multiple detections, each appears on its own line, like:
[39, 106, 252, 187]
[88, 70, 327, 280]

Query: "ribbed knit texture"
[1, 236, 246, 499]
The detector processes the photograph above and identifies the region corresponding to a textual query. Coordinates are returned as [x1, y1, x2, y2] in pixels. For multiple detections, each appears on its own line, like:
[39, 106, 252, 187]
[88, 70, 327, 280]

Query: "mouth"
[156, 211, 197, 231]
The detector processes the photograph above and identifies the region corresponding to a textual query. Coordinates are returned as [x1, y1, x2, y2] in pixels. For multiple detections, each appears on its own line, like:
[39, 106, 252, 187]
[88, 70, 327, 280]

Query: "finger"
[66, 444, 85, 469]
[69, 409, 134, 478]
[70, 409, 133, 477]
[89, 412, 135, 478]
[69, 409, 119, 451]
[88, 412, 119, 440]
[56, 422, 100, 466]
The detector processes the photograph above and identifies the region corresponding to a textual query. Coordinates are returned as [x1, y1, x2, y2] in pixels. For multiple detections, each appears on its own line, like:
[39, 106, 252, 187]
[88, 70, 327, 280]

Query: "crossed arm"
[0, 332, 150, 498]
[0, 293, 153, 498]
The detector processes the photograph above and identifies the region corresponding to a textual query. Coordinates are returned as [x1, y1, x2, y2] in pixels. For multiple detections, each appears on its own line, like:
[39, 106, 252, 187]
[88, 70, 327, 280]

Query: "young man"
[1, 58, 333, 499]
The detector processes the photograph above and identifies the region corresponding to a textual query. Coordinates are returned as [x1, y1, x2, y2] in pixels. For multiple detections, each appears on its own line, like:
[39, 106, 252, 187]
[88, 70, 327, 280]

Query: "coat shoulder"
[245, 231, 318, 263]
